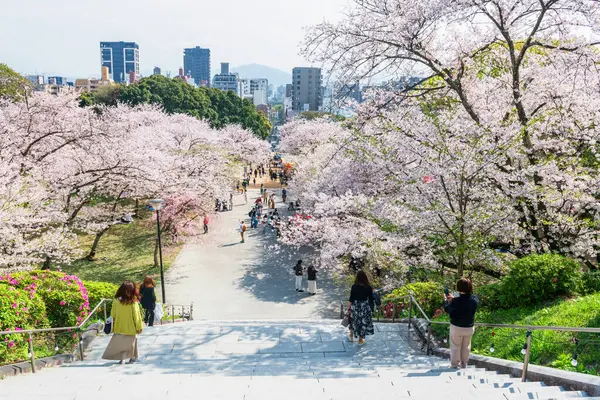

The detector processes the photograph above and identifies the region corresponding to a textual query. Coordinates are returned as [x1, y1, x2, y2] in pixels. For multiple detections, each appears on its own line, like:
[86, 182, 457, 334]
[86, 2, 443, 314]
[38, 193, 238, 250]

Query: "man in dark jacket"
[293, 260, 304, 292]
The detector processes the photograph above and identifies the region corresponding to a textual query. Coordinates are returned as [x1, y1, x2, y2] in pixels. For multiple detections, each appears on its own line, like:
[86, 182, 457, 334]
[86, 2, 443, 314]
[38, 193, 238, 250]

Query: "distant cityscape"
[22, 40, 419, 121]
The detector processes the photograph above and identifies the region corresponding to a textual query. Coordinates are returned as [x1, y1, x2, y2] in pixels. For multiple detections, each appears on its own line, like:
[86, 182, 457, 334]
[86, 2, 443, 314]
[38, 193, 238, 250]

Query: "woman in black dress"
[139, 276, 157, 326]
[347, 270, 375, 345]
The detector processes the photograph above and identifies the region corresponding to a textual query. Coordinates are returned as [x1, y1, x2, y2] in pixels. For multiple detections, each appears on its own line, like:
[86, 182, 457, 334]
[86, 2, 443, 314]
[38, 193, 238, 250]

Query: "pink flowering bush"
[10, 271, 90, 328]
[0, 281, 49, 364]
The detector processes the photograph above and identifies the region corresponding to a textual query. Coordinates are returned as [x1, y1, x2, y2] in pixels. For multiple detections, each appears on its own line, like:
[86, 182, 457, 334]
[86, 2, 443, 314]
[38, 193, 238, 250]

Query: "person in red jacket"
[203, 215, 209, 234]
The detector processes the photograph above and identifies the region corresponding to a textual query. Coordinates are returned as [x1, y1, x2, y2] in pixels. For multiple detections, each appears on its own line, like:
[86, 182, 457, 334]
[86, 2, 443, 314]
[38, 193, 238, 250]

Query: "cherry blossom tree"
[291, 0, 600, 280]
[0, 92, 270, 271]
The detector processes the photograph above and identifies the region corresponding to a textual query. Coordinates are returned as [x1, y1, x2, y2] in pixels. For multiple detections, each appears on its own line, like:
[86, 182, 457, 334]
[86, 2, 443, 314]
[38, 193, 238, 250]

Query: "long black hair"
[354, 270, 370, 287]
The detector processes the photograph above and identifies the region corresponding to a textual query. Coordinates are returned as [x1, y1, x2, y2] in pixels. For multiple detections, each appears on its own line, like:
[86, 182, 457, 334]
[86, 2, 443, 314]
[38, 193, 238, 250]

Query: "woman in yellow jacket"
[102, 281, 143, 364]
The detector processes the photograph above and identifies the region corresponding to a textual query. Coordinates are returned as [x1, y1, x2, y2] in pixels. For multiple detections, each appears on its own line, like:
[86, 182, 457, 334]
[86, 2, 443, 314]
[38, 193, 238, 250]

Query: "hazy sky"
[0, 0, 347, 78]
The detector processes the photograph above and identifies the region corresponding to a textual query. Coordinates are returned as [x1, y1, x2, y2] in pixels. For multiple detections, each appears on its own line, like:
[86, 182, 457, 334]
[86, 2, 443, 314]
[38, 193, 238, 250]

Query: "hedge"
[84, 281, 118, 313]
[384, 281, 443, 317]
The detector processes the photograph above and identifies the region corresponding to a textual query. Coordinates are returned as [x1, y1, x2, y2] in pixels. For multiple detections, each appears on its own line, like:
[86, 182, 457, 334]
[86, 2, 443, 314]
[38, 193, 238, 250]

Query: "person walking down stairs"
[102, 281, 143, 365]
[347, 271, 375, 346]
[139, 276, 156, 327]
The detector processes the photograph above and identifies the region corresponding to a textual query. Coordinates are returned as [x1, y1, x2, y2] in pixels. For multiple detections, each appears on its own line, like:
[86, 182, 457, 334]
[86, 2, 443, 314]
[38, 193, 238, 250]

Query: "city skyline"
[0, 0, 346, 79]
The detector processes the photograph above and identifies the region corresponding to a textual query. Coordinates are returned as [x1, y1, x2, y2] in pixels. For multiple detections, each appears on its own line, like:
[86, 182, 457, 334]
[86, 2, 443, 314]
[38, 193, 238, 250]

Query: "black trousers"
[144, 307, 155, 326]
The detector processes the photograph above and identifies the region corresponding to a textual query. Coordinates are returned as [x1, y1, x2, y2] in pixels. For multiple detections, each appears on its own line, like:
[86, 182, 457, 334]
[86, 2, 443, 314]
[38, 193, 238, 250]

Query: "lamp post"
[149, 199, 166, 303]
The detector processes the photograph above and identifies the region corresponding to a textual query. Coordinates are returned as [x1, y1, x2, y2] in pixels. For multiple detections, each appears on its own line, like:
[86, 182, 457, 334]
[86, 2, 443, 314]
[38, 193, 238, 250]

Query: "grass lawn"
[431, 293, 600, 375]
[63, 218, 183, 286]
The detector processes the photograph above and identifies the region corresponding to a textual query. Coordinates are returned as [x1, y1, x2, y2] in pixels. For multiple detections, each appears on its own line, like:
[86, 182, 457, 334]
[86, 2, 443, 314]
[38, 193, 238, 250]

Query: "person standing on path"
[203, 215, 209, 234]
[307, 265, 318, 295]
[239, 220, 247, 243]
[244, 190, 248, 204]
[139, 276, 157, 326]
[102, 281, 143, 364]
[282, 188, 287, 203]
[443, 278, 479, 369]
[293, 260, 304, 292]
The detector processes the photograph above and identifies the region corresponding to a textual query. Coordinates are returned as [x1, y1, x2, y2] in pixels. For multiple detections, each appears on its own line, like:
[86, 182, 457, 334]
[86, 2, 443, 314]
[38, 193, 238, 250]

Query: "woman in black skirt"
[347, 270, 375, 345]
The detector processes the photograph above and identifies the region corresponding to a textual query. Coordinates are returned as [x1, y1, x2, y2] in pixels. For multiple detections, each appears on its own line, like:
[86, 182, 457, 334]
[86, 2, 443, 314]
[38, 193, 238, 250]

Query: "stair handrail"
[0, 298, 193, 373]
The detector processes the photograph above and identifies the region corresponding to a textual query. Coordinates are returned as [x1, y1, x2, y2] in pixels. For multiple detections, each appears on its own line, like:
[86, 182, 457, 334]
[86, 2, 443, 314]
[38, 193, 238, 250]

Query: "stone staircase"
[0, 320, 597, 400]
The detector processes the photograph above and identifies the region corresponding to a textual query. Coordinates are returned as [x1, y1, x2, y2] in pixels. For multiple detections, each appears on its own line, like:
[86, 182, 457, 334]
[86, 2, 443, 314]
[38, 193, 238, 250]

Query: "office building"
[153, 66, 161, 76]
[291, 67, 323, 111]
[253, 90, 268, 106]
[183, 46, 211, 87]
[213, 63, 239, 94]
[47, 76, 67, 86]
[75, 78, 100, 92]
[240, 78, 269, 105]
[26, 75, 44, 87]
[100, 41, 140, 83]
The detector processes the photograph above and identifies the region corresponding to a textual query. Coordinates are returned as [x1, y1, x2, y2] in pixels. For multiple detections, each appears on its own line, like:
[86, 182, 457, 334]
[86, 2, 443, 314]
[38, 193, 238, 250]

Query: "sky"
[0, 0, 347, 78]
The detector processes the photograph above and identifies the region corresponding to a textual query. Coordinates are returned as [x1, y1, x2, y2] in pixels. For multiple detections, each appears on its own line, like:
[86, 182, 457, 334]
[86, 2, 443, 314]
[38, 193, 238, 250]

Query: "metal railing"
[0, 299, 193, 373]
[342, 292, 600, 382]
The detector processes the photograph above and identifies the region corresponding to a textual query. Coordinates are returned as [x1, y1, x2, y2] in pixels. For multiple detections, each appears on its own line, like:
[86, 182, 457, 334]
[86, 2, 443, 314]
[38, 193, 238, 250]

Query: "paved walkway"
[162, 186, 344, 320]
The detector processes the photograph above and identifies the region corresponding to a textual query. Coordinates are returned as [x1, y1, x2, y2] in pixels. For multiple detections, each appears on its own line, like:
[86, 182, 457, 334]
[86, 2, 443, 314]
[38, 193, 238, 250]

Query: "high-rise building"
[213, 63, 239, 94]
[291, 67, 323, 111]
[100, 41, 140, 83]
[153, 66, 162, 76]
[183, 46, 211, 87]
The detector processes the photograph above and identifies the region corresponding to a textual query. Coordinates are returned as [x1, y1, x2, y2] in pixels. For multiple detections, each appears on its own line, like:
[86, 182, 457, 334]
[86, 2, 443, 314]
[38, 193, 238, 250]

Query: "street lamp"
[148, 199, 166, 303]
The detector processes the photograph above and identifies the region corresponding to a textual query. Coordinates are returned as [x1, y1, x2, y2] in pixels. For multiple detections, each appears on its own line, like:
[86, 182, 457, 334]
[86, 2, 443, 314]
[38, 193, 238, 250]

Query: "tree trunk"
[42, 256, 51, 270]
[86, 227, 109, 260]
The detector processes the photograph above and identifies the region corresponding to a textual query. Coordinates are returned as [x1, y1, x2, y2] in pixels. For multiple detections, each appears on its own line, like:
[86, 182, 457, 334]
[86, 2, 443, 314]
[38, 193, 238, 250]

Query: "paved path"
[162, 187, 344, 320]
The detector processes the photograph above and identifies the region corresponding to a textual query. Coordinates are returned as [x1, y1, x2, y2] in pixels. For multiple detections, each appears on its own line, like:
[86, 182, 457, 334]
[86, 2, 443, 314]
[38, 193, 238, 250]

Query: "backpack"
[242, 225, 247, 232]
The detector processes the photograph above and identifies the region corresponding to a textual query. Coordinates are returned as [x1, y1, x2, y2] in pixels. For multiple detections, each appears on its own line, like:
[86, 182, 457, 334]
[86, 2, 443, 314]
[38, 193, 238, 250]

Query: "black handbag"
[103, 316, 113, 334]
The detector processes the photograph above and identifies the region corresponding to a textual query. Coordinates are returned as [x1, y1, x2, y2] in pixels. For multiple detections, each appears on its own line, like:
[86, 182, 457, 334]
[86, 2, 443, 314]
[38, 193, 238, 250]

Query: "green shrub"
[476, 283, 505, 309]
[579, 271, 600, 295]
[84, 281, 118, 310]
[11, 271, 90, 328]
[0, 281, 50, 364]
[385, 281, 443, 317]
[500, 254, 581, 309]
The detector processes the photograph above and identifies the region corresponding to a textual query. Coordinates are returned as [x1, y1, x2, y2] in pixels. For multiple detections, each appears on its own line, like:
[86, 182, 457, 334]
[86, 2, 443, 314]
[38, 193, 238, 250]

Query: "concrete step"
[0, 320, 592, 400]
